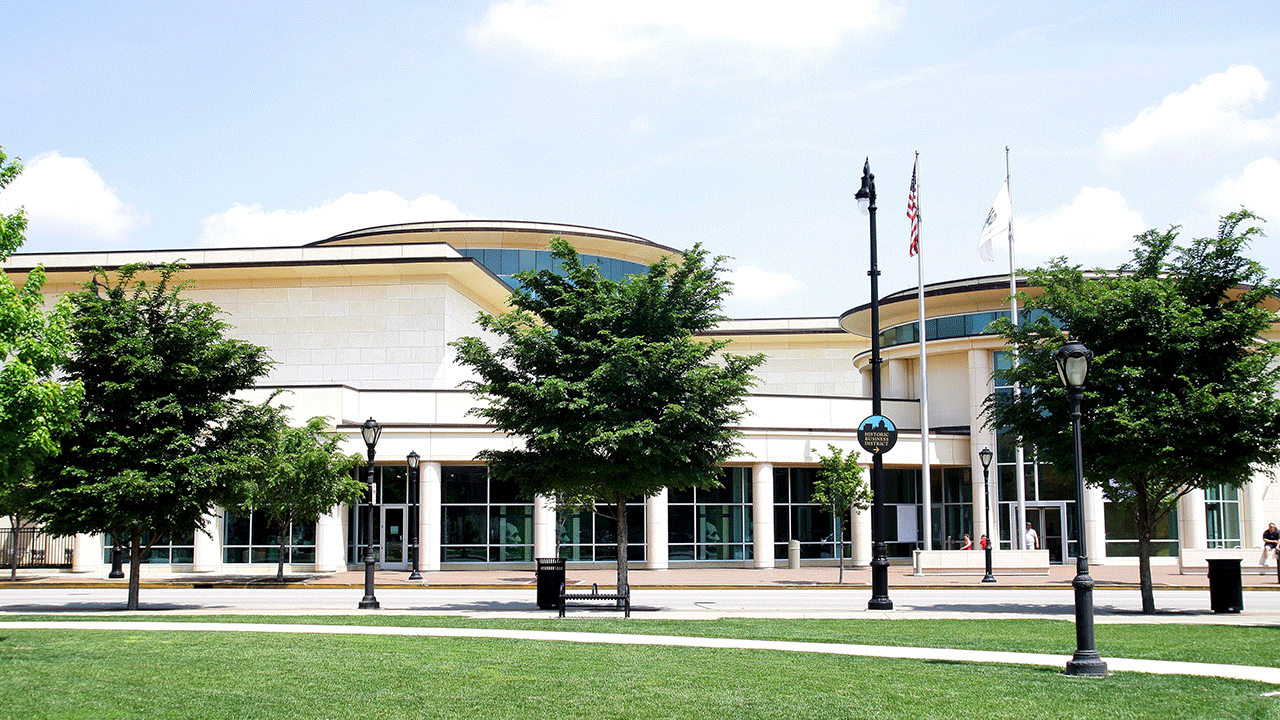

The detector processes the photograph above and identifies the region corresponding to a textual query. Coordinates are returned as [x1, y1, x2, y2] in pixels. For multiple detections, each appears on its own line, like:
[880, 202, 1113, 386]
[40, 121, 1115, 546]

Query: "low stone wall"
[912, 549, 1050, 576]
[1178, 548, 1276, 574]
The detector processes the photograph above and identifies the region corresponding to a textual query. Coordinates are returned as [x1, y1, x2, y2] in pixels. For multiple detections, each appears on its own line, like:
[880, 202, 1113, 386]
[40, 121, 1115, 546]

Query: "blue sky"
[2, 1, 1279, 318]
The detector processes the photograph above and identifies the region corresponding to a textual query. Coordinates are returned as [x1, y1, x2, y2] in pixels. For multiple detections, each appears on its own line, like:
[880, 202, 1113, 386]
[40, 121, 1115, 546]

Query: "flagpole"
[913, 152, 933, 552]
[1007, 146, 1027, 550]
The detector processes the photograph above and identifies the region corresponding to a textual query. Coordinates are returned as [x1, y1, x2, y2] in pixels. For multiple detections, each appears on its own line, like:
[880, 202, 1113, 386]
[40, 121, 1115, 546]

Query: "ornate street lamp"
[856, 158, 892, 611]
[358, 417, 382, 610]
[1053, 339, 1107, 676]
[407, 450, 422, 581]
[979, 447, 996, 583]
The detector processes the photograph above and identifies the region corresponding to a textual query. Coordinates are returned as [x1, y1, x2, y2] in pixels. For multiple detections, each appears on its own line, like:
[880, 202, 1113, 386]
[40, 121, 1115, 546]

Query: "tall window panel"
[668, 467, 753, 561]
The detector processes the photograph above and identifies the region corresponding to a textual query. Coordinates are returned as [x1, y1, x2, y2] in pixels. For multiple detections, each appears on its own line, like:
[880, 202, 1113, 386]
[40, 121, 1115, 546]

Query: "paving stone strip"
[3, 620, 1277, 685]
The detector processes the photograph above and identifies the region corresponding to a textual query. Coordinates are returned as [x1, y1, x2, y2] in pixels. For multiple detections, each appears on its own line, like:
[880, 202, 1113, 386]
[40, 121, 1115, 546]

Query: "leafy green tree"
[31, 263, 274, 609]
[452, 238, 764, 594]
[0, 147, 83, 579]
[984, 211, 1280, 613]
[813, 444, 871, 584]
[236, 411, 364, 582]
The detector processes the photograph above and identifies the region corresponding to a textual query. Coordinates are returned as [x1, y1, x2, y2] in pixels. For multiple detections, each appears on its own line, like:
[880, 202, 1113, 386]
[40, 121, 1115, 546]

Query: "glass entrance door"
[1026, 505, 1066, 564]
[381, 506, 407, 570]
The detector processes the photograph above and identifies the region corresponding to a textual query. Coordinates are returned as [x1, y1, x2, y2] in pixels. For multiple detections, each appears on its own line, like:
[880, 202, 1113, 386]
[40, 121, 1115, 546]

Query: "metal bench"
[558, 582, 631, 618]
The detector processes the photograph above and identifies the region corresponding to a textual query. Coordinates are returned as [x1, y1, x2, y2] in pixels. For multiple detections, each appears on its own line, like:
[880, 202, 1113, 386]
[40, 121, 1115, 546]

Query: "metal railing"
[1, 528, 74, 569]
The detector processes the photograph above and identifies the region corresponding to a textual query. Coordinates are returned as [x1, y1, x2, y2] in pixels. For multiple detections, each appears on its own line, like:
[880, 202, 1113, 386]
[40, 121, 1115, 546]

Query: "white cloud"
[1102, 65, 1280, 157]
[1206, 157, 1280, 223]
[1017, 187, 1147, 260]
[198, 190, 469, 247]
[629, 116, 653, 135]
[724, 265, 806, 302]
[0, 152, 149, 244]
[469, 0, 902, 79]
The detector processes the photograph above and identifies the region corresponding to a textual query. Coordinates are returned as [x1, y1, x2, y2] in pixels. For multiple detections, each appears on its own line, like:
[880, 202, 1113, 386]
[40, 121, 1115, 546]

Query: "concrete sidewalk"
[5, 561, 1280, 590]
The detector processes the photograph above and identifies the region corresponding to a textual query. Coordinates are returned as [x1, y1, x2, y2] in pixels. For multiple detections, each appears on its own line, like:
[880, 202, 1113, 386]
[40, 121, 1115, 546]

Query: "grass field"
[2, 617, 1278, 719]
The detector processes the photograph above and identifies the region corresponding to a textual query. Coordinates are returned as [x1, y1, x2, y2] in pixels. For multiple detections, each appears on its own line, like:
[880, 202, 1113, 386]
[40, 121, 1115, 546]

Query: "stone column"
[1244, 478, 1267, 551]
[971, 447, 989, 544]
[315, 504, 348, 572]
[752, 462, 775, 568]
[191, 511, 219, 573]
[887, 358, 910, 398]
[851, 502, 872, 568]
[1083, 485, 1107, 563]
[968, 349, 998, 548]
[419, 461, 442, 571]
[533, 493, 557, 560]
[1179, 487, 1208, 552]
[646, 489, 669, 570]
[71, 533, 100, 574]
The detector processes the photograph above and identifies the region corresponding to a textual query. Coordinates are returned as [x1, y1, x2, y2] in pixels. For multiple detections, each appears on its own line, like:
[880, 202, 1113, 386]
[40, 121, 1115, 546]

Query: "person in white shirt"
[1024, 522, 1039, 550]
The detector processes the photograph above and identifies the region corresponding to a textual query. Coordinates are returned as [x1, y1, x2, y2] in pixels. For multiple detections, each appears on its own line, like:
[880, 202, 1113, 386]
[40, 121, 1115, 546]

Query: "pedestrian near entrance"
[961, 534, 973, 550]
[1024, 522, 1039, 550]
[979, 534, 991, 550]
[1262, 523, 1279, 565]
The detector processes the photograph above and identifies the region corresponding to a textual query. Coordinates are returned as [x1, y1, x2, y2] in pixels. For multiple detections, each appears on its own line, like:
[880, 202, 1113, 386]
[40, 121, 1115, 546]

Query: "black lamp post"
[1053, 339, 1107, 676]
[856, 158, 892, 611]
[407, 450, 422, 581]
[358, 417, 382, 610]
[979, 447, 996, 584]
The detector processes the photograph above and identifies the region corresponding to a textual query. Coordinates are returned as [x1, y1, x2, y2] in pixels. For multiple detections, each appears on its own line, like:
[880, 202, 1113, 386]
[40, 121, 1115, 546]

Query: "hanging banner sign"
[858, 415, 898, 454]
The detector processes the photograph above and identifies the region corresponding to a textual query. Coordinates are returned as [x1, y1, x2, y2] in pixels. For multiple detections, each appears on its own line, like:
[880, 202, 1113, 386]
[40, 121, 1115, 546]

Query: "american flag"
[907, 158, 919, 257]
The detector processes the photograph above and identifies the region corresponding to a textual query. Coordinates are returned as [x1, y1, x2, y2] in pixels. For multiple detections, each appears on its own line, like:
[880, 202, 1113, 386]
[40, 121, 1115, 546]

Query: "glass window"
[1104, 500, 1179, 557]
[104, 530, 196, 565]
[222, 511, 316, 564]
[437, 466, 535, 563]
[1206, 483, 1242, 549]
[773, 467, 843, 560]
[668, 468, 752, 562]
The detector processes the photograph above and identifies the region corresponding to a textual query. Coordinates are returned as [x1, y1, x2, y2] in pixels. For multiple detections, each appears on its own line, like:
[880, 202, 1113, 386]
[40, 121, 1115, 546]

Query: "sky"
[2, 0, 1279, 319]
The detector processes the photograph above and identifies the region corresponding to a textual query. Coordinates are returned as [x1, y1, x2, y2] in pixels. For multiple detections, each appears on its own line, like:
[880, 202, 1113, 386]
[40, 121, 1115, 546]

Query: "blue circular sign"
[858, 415, 898, 454]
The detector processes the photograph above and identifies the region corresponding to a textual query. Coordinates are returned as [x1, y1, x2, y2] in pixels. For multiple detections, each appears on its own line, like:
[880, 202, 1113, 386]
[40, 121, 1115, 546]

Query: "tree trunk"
[8, 514, 19, 581]
[614, 493, 628, 608]
[277, 520, 288, 583]
[835, 504, 844, 584]
[127, 534, 142, 611]
[1136, 482, 1156, 614]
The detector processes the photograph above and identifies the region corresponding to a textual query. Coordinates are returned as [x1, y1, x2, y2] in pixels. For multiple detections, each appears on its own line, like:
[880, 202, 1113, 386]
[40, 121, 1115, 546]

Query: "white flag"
[978, 181, 1011, 263]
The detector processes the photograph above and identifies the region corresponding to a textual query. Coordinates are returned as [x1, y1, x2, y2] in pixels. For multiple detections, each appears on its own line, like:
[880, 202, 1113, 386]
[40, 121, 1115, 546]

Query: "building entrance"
[381, 505, 408, 570]
[1022, 504, 1067, 564]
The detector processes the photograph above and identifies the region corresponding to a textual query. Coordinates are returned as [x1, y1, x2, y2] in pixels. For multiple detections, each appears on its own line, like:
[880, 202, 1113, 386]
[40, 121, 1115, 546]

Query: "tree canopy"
[984, 210, 1280, 613]
[0, 147, 83, 579]
[451, 238, 763, 590]
[31, 263, 274, 609]
[235, 410, 364, 582]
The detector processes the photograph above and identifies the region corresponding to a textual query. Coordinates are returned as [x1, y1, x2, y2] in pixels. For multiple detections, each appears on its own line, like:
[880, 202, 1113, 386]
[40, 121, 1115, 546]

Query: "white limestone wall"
[721, 343, 863, 397]
[186, 277, 493, 391]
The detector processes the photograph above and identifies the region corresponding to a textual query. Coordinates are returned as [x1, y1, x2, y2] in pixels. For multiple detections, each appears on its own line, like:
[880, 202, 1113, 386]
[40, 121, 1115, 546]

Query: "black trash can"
[1207, 558, 1244, 613]
[535, 558, 566, 610]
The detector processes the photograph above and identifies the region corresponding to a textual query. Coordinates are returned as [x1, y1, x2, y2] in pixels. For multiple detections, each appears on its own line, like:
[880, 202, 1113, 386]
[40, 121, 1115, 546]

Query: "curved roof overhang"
[311, 220, 680, 268]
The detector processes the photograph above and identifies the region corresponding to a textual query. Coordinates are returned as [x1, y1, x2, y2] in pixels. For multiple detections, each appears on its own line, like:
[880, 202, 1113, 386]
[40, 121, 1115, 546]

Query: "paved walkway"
[6, 561, 1279, 589]
[3, 619, 1277, 685]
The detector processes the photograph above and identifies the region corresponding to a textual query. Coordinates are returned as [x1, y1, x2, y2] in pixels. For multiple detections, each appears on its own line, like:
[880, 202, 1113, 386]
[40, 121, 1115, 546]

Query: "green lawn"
[1, 618, 1278, 719]
[11, 614, 1280, 666]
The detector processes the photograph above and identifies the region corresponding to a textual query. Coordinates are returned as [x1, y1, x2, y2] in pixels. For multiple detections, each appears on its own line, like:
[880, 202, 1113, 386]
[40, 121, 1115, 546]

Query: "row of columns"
[66, 459, 1276, 573]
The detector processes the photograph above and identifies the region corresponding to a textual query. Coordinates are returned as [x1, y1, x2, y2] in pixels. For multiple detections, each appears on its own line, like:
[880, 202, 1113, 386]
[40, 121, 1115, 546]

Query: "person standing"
[1024, 522, 1039, 550]
[1262, 523, 1279, 566]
